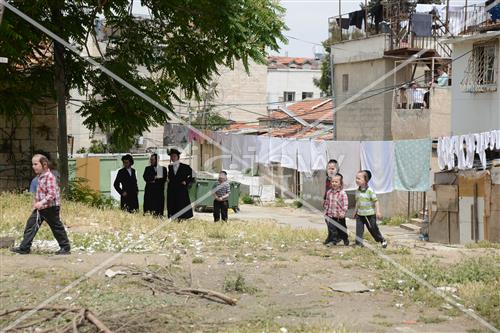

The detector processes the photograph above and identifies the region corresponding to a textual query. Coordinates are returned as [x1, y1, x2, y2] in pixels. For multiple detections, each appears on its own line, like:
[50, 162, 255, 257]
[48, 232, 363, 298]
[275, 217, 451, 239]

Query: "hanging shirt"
[360, 141, 395, 194]
[281, 139, 298, 170]
[310, 140, 328, 171]
[297, 139, 312, 174]
[256, 136, 270, 165]
[465, 134, 476, 169]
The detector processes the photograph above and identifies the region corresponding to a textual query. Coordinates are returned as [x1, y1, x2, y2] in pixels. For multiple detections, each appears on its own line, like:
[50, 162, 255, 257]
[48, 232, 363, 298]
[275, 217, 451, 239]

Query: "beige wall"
[334, 58, 394, 140]
[0, 102, 58, 191]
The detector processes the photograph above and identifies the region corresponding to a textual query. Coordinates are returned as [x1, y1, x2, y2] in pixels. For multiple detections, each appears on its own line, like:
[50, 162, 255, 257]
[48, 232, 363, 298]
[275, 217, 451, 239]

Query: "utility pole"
[0, 0, 8, 64]
[329, 49, 336, 140]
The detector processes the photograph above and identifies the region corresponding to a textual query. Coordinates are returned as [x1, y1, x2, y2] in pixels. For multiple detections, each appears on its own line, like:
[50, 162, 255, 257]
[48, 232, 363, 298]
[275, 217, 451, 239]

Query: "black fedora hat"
[168, 148, 181, 156]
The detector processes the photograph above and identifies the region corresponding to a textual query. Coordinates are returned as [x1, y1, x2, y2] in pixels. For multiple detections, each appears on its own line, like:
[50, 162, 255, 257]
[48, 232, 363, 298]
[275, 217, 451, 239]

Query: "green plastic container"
[189, 178, 240, 213]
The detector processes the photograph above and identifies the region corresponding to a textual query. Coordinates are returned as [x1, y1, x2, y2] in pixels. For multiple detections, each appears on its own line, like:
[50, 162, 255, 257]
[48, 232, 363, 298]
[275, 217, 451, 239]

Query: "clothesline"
[437, 130, 500, 170]
[203, 131, 432, 194]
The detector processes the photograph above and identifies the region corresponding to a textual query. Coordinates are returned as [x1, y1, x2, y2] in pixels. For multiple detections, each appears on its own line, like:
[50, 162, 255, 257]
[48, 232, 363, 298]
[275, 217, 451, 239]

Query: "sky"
[132, 0, 486, 58]
[274, 0, 359, 57]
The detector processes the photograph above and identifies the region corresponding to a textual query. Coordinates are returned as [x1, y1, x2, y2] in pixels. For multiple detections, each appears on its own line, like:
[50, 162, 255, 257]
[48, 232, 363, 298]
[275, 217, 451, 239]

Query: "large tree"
[0, 0, 286, 191]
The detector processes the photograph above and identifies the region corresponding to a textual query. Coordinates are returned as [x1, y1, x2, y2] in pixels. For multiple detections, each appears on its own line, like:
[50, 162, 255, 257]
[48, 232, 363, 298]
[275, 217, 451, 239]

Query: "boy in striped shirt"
[11, 154, 71, 255]
[354, 170, 387, 248]
[213, 171, 231, 222]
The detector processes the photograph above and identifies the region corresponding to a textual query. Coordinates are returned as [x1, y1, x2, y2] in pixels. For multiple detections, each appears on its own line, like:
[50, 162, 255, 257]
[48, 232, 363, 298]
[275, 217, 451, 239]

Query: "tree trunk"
[52, 8, 69, 196]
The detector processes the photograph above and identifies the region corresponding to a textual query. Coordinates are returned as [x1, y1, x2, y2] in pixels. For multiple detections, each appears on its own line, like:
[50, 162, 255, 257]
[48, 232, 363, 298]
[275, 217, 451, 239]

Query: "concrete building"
[446, 31, 500, 134]
[267, 56, 322, 105]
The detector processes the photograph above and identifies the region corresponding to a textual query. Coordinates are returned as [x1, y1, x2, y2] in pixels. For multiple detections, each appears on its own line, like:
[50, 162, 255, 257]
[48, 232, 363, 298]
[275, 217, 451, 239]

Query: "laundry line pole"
[339, 0, 342, 41]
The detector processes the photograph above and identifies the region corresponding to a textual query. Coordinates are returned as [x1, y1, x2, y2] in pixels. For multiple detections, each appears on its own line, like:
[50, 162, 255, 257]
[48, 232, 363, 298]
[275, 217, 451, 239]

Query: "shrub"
[241, 194, 254, 204]
[68, 177, 115, 209]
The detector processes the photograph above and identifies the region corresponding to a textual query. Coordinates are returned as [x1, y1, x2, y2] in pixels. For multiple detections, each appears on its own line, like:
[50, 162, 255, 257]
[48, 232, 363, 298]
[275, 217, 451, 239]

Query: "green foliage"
[380, 214, 407, 226]
[241, 194, 255, 205]
[68, 177, 115, 209]
[293, 200, 303, 208]
[0, 0, 287, 147]
[223, 273, 258, 294]
[274, 197, 286, 207]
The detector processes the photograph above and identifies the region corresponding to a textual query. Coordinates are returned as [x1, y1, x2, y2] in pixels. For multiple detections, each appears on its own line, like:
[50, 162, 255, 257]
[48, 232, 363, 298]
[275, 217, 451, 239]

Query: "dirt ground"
[0, 203, 498, 332]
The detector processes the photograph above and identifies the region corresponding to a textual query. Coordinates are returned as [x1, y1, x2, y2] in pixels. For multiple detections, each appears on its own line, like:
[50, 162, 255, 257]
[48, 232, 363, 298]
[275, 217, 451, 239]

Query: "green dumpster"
[190, 178, 240, 213]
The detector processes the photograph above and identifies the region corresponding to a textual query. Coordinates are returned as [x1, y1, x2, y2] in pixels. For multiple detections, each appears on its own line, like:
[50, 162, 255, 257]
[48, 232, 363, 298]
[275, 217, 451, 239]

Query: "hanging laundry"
[394, 139, 432, 192]
[281, 139, 299, 170]
[474, 133, 487, 169]
[256, 136, 270, 165]
[188, 128, 205, 143]
[336, 17, 350, 29]
[495, 129, 500, 150]
[230, 134, 250, 171]
[241, 135, 258, 172]
[437, 137, 446, 170]
[269, 137, 283, 163]
[297, 139, 312, 174]
[310, 140, 328, 171]
[456, 135, 467, 170]
[465, 134, 476, 169]
[411, 13, 432, 37]
[349, 10, 364, 29]
[325, 140, 361, 191]
[370, 3, 383, 32]
[360, 141, 395, 194]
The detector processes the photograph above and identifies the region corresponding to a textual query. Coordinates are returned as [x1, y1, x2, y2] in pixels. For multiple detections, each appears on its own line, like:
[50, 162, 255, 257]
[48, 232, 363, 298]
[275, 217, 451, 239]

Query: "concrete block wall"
[0, 102, 58, 192]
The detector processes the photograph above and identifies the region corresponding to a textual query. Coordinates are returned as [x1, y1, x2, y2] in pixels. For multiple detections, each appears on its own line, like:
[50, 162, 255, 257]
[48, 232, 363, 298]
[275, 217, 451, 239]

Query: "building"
[446, 31, 500, 134]
[267, 56, 322, 105]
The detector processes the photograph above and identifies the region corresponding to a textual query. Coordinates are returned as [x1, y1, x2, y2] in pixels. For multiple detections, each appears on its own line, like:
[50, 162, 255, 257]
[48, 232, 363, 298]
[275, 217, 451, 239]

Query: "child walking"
[213, 171, 230, 222]
[323, 174, 349, 246]
[323, 159, 339, 244]
[11, 154, 71, 255]
[354, 170, 387, 248]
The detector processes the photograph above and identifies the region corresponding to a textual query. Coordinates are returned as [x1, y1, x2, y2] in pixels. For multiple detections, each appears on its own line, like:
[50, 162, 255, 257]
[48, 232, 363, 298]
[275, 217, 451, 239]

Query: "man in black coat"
[113, 154, 139, 213]
[143, 153, 167, 217]
[166, 149, 195, 219]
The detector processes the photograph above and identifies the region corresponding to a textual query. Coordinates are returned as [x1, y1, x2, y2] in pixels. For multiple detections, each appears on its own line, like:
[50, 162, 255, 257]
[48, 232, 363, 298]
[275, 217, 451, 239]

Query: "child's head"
[331, 173, 343, 190]
[218, 171, 227, 182]
[356, 170, 372, 187]
[326, 159, 338, 178]
[32, 154, 49, 175]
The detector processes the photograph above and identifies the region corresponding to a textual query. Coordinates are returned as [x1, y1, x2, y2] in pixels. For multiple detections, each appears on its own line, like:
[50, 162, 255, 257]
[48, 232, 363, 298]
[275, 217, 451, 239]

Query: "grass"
[223, 272, 259, 294]
[380, 214, 407, 226]
[0, 192, 323, 253]
[379, 255, 500, 327]
[465, 240, 500, 249]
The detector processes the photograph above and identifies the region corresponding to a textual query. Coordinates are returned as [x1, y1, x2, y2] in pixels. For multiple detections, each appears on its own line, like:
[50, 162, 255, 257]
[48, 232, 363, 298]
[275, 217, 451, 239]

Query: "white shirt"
[410, 88, 425, 104]
[126, 167, 132, 176]
[172, 161, 180, 175]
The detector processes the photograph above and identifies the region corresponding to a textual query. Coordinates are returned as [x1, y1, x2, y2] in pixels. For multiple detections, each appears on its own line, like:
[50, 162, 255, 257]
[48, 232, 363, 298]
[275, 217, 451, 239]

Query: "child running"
[354, 170, 387, 248]
[323, 173, 349, 246]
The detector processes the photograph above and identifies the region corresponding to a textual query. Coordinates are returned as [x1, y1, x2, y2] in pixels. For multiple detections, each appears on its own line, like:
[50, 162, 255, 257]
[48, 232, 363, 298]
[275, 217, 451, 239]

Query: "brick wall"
[0, 101, 58, 192]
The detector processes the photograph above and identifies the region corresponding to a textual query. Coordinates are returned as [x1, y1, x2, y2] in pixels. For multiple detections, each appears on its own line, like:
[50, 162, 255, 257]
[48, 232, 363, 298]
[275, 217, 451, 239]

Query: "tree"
[0, 0, 286, 191]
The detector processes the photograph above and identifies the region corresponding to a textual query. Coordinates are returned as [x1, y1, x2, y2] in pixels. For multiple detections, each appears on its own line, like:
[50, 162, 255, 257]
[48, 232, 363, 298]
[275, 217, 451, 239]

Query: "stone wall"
[0, 101, 58, 191]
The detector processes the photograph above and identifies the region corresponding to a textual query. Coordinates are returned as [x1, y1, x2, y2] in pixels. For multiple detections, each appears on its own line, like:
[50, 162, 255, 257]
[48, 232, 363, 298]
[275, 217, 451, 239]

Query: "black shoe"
[343, 239, 350, 246]
[54, 248, 71, 255]
[10, 247, 30, 254]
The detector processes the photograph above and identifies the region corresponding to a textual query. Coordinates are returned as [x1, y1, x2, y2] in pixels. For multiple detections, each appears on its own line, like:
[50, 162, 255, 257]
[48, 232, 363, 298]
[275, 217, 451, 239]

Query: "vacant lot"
[1, 193, 498, 332]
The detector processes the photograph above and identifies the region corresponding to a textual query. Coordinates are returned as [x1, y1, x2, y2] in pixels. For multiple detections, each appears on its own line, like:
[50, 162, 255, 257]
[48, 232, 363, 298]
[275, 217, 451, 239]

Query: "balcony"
[391, 87, 451, 140]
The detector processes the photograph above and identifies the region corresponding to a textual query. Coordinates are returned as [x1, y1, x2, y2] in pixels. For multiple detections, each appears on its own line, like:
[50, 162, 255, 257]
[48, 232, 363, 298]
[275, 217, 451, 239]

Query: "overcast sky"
[274, 0, 359, 57]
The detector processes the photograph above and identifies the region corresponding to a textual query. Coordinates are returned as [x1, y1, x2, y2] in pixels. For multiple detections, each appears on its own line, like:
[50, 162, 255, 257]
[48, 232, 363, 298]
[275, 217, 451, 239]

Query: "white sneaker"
[382, 240, 388, 248]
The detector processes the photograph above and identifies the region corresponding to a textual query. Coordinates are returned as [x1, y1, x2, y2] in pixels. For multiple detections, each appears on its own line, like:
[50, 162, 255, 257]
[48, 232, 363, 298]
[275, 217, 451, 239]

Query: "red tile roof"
[267, 56, 320, 70]
[264, 98, 333, 123]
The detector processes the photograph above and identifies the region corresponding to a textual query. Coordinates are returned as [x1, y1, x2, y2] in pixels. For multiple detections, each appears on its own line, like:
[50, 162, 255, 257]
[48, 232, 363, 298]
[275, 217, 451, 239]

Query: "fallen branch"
[0, 306, 112, 333]
[108, 265, 238, 306]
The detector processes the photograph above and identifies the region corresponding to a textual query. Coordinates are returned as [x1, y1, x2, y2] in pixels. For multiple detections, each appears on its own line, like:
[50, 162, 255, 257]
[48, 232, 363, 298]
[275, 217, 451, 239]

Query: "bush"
[68, 177, 115, 209]
[223, 273, 258, 294]
[241, 194, 254, 204]
[293, 200, 303, 208]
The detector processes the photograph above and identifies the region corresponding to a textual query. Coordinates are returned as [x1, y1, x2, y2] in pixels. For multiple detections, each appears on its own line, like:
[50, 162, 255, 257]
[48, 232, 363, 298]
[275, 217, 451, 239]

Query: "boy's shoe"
[325, 242, 335, 247]
[54, 248, 71, 255]
[10, 247, 30, 255]
[381, 240, 388, 248]
[343, 239, 350, 246]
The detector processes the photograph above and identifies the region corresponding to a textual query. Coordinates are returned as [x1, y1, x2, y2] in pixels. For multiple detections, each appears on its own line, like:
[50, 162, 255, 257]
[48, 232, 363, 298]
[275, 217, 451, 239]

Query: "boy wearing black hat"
[113, 154, 139, 213]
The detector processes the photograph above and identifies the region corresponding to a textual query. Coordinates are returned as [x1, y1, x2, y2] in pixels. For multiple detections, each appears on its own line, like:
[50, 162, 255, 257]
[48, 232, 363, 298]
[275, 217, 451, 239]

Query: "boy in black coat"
[113, 154, 139, 213]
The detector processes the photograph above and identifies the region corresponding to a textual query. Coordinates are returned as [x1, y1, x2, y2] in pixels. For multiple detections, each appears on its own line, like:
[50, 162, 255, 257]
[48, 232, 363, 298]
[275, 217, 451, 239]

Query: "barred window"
[461, 42, 498, 93]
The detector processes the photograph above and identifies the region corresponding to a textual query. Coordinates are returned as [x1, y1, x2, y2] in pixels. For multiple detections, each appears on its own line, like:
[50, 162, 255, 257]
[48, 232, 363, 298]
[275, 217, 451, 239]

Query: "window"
[342, 74, 349, 92]
[302, 92, 313, 100]
[283, 91, 295, 102]
[461, 42, 498, 93]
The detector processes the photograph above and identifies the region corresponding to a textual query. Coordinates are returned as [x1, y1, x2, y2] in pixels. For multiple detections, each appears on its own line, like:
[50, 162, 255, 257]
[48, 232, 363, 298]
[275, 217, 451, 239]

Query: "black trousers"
[355, 214, 384, 245]
[213, 200, 228, 222]
[19, 207, 70, 251]
[329, 216, 348, 242]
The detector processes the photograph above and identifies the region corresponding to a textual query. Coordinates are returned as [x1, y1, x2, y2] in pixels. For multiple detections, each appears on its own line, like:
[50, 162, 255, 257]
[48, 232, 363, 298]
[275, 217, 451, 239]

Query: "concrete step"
[410, 218, 426, 226]
[400, 223, 422, 233]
